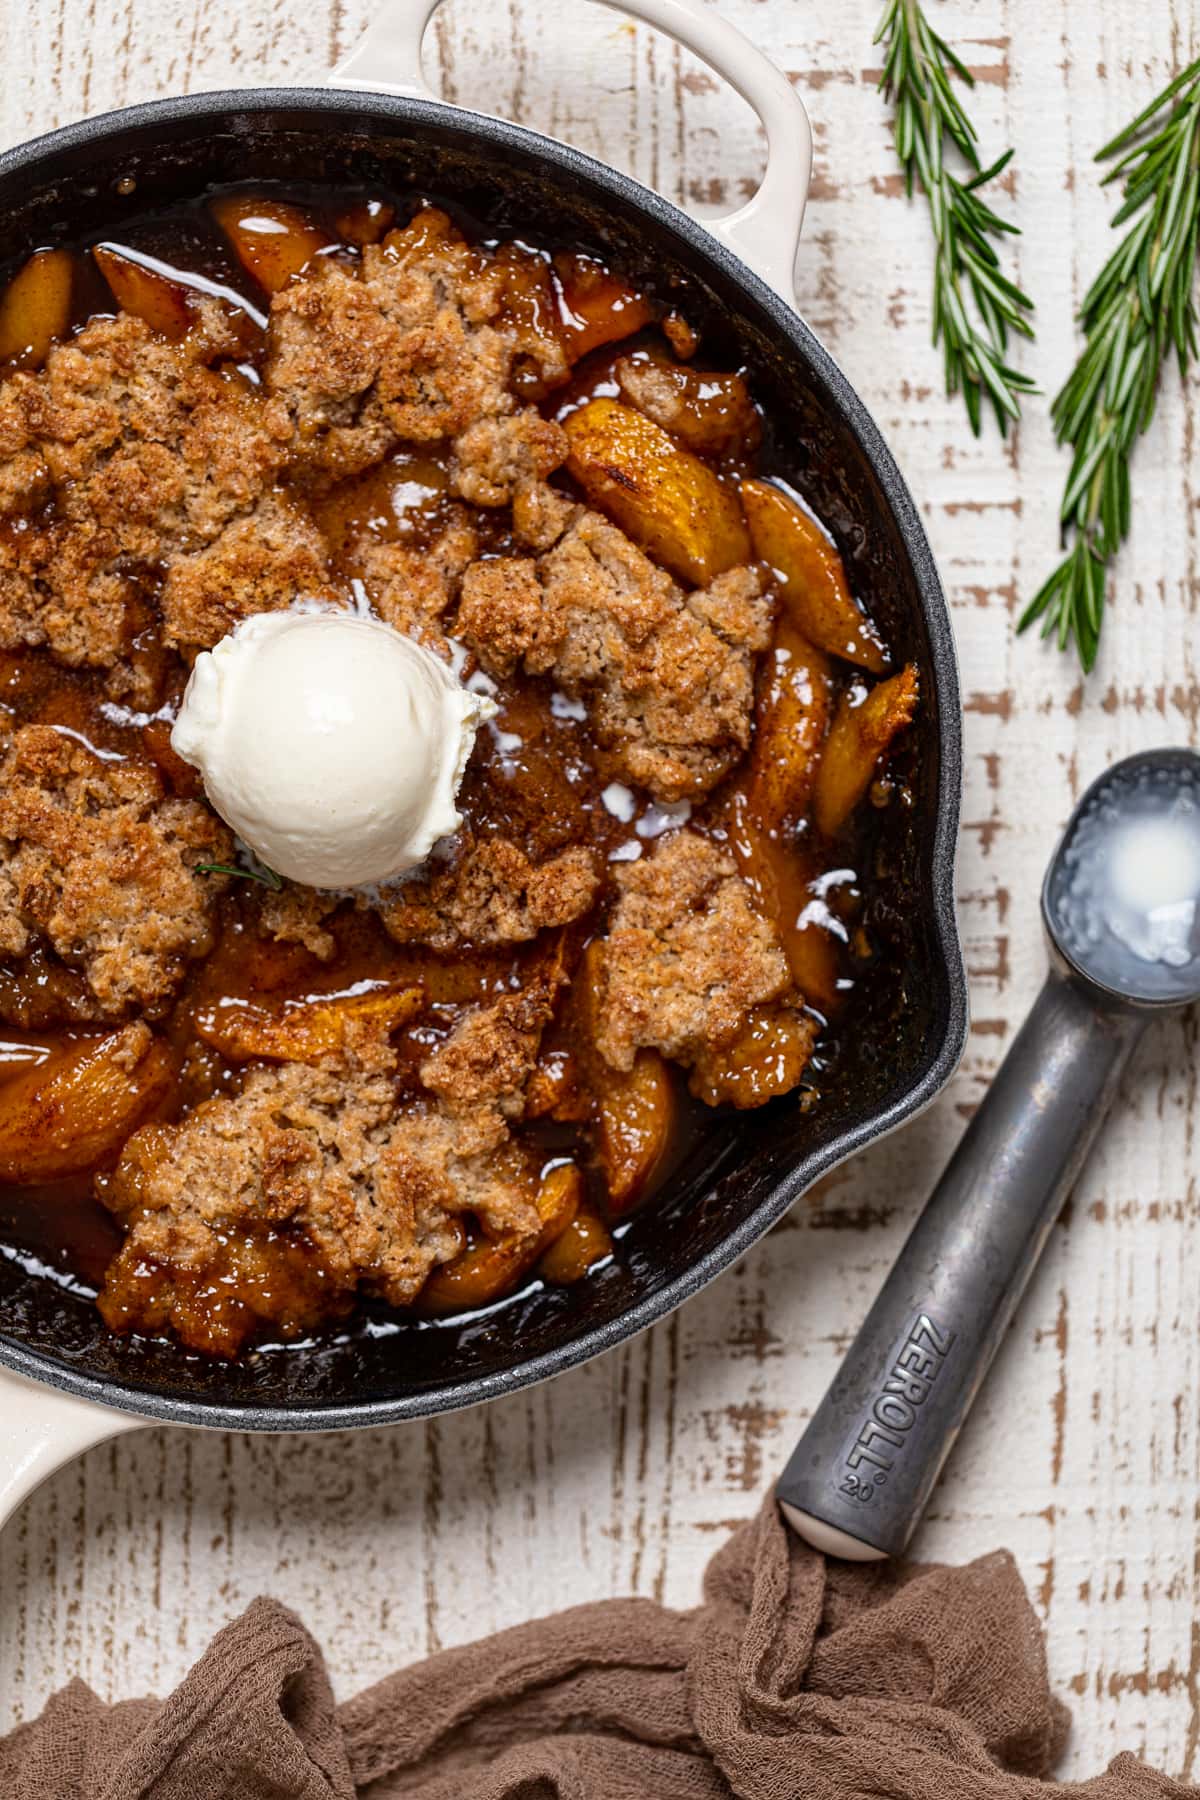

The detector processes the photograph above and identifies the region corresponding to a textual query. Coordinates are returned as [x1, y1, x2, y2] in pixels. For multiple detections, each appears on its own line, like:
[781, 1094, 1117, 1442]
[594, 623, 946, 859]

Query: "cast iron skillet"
[0, 35, 967, 1433]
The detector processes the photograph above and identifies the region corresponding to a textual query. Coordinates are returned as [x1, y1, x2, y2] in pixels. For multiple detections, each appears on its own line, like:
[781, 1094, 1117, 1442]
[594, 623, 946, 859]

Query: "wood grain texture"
[2, 0, 1199, 1776]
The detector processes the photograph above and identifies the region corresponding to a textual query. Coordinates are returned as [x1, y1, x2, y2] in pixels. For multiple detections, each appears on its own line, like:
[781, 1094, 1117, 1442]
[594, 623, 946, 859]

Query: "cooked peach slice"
[741, 480, 888, 673]
[420, 1161, 582, 1314]
[745, 618, 832, 830]
[361, 938, 524, 1008]
[194, 984, 424, 1064]
[0, 1026, 174, 1183]
[92, 245, 194, 340]
[594, 1050, 676, 1214]
[567, 941, 676, 1211]
[725, 618, 840, 1010]
[813, 664, 920, 838]
[535, 1161, 584, 1240]
[564, 397, 751, 586]
[334, 197, 396, 246]
[210, 195, 332, 293]
[525, 1046, 582, 1120]
[689, 1002, 819, 1109]
[555, 253, 653, 361]
[615, 355, 760, 458]
[0, 248, 73, 368]
[538, 1201, 613, 1283]
[729, 800, 840, 1014]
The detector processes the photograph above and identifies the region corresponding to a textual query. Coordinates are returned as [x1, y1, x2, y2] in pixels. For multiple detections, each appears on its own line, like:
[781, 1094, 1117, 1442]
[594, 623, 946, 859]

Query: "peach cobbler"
[0, 188, 917, 1355]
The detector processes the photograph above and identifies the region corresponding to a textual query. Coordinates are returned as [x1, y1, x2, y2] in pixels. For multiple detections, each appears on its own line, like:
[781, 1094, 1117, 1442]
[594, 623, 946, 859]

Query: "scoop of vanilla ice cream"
[171, 609, 496, 889]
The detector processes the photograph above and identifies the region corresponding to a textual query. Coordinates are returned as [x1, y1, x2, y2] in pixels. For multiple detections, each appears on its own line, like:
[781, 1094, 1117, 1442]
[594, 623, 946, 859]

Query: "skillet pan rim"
[0, 86, 968, 1430]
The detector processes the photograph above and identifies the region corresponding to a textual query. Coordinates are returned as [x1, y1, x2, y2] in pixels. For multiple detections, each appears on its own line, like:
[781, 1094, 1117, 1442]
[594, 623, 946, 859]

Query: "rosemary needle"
[875, 0, 1035, 436]
[194, 860, 283, 891]
[1020, 56, 1200, 672]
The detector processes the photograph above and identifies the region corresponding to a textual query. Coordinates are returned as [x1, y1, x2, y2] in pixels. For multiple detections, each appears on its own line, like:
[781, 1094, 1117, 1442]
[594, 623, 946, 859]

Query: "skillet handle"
[0, 1365, 145, 1534]
[327, 0, 812, 301]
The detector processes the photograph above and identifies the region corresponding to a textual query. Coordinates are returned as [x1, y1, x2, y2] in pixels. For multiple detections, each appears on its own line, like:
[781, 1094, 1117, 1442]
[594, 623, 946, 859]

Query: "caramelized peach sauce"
[0, 183, 917, 1356]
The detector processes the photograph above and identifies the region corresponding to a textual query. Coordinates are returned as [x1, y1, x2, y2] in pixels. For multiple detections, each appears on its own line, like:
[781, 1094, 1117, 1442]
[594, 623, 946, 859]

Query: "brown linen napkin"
[1, 1494, 1191, 1799]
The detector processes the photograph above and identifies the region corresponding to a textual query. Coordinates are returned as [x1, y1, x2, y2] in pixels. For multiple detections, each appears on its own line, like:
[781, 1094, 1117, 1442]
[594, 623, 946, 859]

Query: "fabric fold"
[1, 1497, 1193, 1799]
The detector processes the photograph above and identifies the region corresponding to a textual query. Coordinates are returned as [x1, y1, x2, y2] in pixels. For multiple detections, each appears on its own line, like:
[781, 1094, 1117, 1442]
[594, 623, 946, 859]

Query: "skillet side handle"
[0, 1364, 145, 1534]
[327, 0, 812, 302]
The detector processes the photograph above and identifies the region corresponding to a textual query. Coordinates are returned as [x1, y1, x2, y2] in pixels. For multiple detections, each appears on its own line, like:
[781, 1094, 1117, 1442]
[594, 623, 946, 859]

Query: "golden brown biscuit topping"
[0, 189, 917, 1355]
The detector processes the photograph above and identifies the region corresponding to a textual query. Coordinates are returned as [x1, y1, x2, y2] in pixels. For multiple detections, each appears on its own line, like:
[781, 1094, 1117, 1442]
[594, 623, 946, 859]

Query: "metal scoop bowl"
[778, 747, 1200, 1561]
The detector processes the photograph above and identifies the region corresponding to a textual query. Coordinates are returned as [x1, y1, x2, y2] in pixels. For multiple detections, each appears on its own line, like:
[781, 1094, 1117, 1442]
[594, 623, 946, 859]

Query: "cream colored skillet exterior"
[0, 0, 814, 1534]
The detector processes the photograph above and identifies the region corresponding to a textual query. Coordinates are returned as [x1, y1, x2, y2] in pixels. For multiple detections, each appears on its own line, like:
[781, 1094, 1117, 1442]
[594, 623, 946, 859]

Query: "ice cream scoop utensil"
[778, 747, 1200, 1561]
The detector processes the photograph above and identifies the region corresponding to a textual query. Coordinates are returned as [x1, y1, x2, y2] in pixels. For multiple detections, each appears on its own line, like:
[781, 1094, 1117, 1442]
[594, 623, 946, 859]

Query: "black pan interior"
[0, 92, 966, 1428]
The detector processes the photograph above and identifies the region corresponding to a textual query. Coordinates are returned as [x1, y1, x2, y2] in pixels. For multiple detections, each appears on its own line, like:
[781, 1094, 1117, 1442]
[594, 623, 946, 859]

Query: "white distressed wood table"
[1, 0, 1198, 1777]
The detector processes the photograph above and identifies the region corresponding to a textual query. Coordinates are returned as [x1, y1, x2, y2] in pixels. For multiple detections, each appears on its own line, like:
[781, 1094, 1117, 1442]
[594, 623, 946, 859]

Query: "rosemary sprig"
[1019, 58, 1200, 672]
[875, 0, 1035, 435]
[194, 860, 283, 891]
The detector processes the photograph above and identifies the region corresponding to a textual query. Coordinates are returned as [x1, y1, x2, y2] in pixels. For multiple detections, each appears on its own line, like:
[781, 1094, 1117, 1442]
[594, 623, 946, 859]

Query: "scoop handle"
[778, 964, 1147, 1560]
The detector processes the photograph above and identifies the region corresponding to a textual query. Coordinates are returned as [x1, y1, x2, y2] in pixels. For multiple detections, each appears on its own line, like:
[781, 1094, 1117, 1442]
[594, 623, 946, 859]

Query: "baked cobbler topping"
[0, 190, 918, 1356]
